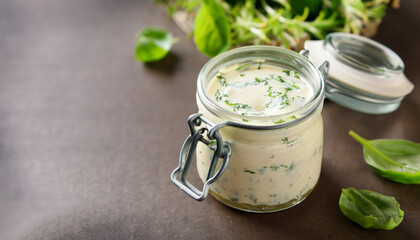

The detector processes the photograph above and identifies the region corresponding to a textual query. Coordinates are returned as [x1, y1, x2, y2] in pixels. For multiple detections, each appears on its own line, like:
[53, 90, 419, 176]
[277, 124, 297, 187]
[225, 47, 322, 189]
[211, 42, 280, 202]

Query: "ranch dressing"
[196, 61, 323, 212]
[207, 63, 313, 117]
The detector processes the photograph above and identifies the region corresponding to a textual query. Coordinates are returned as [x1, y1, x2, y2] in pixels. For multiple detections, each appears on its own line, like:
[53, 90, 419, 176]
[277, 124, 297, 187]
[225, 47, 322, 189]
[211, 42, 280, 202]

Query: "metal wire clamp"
[170, 113, 232, 201]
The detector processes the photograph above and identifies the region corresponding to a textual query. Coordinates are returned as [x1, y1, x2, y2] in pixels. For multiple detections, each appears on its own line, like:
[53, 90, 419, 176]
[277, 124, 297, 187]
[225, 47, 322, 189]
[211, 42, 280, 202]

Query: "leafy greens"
[157, 0, 394, 56]
[135, 26, 176, 62]
[349, 130, 420, 184]
[193, 0, 231, 57]
[339, 187, 404, 230]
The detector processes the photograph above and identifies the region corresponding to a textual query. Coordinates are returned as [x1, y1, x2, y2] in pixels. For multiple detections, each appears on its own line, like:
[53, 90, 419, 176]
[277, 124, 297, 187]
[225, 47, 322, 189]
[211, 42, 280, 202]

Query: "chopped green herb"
[273, 119, 285, 124]
[282, 94, 290, 105]
[229, 197, 239, 202]
[236, 63, 251, 71]
[233, 103, 251, 112]
[270, 164, 285, 171]
[208, 139, 217, 147]
[240, 73, 245, 77]
[217, 74, 227, 86]
[242, 119, 249, 122]
[278, 75, 286, 83]
[257, 62, 263, 70]
[248, 194, 258, 203]
[282, 137, 296, 145]
[215, 91, 253, 112]
[272, 115, 297, 124]
[267, 86, 282, 98]
[286, 162, 295, 172]
[295, 96, 306, 103]
[243, 169, 255, 174]
[215, 89, 229, 102]
[282, 70, 291, 76]
[228, 77, 269, 89]
[270, 162, 295, 172]
[255, 77, 268, 85]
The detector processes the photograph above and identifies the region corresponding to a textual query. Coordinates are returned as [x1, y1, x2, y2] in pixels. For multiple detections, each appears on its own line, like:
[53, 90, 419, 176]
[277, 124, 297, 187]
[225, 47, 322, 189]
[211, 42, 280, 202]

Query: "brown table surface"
[1, 0, 419, 239]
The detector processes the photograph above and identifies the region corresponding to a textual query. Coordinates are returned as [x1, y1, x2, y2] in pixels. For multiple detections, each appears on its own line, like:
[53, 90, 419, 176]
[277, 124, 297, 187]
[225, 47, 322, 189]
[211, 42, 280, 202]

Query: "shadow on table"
[143, 52, 180, 75]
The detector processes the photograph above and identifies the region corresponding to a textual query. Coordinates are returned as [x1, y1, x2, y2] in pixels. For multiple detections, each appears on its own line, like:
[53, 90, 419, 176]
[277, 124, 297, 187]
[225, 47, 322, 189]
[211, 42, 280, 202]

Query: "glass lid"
[304, 33, 414, 114]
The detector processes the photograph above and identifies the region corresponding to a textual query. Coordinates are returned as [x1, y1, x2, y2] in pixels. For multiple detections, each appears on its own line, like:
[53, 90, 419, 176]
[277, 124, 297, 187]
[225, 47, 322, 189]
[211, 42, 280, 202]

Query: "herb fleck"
[243, 169, 255, 174]
[236, 63, 251, 71]
[233, 103, 251, 112]
[278, 75, 286, 83]
[215, 90, 252, 112]
[208, 139, 217, 147]
[217, 74, 227, 86]
[215, 90, 228, 102]
[255, 77, 268, 85]
[270, 162, 295, 173]
[282, 136, 297, 145]
[273, 119, 285, 124]
[270, 164, 288, 171]
[267, 86, 281, 98]
[248, 194, 258, 203]
[286, 162, 295, 172]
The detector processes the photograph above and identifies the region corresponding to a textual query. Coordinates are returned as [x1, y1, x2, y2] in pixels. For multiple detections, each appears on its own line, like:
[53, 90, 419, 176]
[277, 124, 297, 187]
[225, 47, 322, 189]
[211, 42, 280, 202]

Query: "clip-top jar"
[171, 46, 328, 213]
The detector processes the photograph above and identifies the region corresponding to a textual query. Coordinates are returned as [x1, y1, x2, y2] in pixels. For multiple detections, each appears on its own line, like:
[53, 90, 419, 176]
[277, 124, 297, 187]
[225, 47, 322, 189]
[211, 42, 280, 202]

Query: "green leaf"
[193, 0, 231, 57]
[289, 0, 323, 19]
[349, 130, 420, 184]
[339, 187, 404, 230]
[135, 26, 175, 62]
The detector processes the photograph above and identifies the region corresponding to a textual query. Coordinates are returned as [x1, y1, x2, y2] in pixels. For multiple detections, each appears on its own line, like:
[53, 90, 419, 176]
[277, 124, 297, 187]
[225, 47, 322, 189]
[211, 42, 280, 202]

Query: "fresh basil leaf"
[349, 130, 420, 184]
[339, 187, 404, 230]
[135, 26, 175, 62]
[193, 0, 231, 57]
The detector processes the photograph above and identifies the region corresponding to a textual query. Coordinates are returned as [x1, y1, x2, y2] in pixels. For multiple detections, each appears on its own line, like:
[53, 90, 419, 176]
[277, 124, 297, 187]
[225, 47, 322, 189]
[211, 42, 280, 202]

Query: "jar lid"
[304, 33, 414, 114]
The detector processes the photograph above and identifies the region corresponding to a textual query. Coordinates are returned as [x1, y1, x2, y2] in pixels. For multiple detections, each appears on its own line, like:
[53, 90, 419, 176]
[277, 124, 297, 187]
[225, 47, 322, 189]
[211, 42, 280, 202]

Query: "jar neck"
[196, 45, 325, 130]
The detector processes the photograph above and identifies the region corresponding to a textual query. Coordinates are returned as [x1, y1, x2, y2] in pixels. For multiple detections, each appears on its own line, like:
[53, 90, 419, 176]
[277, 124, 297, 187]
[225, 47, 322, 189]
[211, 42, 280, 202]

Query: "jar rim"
[197, 45, 325, 128]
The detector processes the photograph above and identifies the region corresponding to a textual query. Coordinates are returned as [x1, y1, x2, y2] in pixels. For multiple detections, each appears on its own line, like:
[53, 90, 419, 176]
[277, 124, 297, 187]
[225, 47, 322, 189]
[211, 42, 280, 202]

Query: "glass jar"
[171, 46, 328, 213]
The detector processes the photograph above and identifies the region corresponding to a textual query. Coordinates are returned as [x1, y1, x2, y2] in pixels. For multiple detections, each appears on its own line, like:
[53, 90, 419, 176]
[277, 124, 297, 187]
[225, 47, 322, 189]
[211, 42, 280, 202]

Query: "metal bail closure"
[318, 61, 329, 80]
[170, 113, 232, 201]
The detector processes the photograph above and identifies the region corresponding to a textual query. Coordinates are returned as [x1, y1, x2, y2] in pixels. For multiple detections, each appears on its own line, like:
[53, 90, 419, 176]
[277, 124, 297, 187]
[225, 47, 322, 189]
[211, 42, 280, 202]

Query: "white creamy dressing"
[196, 61, 323, 211]
[207, 63, 313, 117]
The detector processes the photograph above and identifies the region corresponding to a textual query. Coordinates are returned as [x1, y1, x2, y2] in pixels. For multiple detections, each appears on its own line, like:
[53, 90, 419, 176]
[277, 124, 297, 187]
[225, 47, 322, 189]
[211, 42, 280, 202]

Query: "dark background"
[0, 0, 419, 239]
